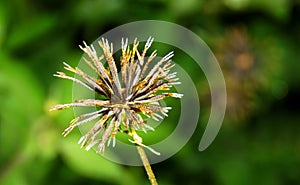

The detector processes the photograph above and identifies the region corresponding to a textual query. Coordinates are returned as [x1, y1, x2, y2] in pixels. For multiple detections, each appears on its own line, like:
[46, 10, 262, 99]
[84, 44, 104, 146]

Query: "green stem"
[136, 145, 158, 185]
[130, 129, 158, 185]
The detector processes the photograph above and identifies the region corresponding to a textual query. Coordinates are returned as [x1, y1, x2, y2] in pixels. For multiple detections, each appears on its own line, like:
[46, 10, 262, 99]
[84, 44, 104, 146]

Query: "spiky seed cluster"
[50, 37, 182, 154]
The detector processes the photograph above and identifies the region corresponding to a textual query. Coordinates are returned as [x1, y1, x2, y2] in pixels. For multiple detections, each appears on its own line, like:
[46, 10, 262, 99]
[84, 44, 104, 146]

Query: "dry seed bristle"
[50, 37, 182, 154]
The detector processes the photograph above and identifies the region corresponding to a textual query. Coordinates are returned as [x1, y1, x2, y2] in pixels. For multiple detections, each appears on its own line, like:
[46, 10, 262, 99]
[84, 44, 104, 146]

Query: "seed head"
[50, 37, 182, 154]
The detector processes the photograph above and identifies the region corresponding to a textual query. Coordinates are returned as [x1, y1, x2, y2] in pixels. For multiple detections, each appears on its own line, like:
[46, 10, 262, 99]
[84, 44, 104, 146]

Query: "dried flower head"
[50, 37, 182, 155]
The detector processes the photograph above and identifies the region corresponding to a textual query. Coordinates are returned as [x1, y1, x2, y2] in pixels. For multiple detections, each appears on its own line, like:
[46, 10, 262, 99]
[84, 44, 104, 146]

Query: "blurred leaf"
[0, 167, 28, 185]
[224, 0, 291, 20]
[253, 0, 291, 20]
[6, 15, 57, 50]
[0, 53, 44, 164]
[216, 158, 251, 185]
[0, 1, 7, 48]
[72, 0, 123, 24]
[59, 133, 123, 183]
[168, 0, 203, 15]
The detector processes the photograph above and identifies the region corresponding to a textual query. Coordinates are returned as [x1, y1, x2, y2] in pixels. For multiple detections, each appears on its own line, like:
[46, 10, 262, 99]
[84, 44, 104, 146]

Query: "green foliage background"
[0, 0, 300, 184]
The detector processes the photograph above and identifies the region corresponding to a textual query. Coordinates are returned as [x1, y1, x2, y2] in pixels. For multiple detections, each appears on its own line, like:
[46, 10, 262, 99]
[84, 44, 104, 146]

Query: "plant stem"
[130, 129, 158, 185]
[136, 145, 158, 185]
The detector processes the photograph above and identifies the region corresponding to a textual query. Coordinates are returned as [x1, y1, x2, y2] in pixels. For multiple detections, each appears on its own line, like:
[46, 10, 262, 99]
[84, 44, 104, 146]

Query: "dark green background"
[1, 0, 300, 184]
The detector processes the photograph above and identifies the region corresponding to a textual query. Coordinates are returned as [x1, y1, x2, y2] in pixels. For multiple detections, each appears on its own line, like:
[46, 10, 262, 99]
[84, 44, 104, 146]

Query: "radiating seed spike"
[142, 127, 147, 133]
[170, 93, 183, 98]
[91, 44, 97, 56]
[125, 38, 128, 49]
[169, 81, 181, 85]
[154, 113, 164, 120]
[83, 41, 88, 47]
[78, 136, 86, 144]
[152, 116, 159, 122]
[144, 124, 155, 131]
[161, 111, 168, 117]
[78, 44, 85, 51]
[51, 37, 182, 156]
[163, 51, 174, 61]
[70, 117, 80, 126]
[86, 140, 98, 151]
[134, 37, 138, 45]
[112, 137, 116, 147]
[110, 42, 113, 54]
[143, 145, 161, 156]
[62, 126, 74, 137]
[121, 37, 128, 50]
[145, 36, 154, 48]
[107, 137, 112, 147]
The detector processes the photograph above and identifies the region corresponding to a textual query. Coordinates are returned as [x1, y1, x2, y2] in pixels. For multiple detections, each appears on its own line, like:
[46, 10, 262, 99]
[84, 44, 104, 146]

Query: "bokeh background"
[1, 0, 300, 185]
